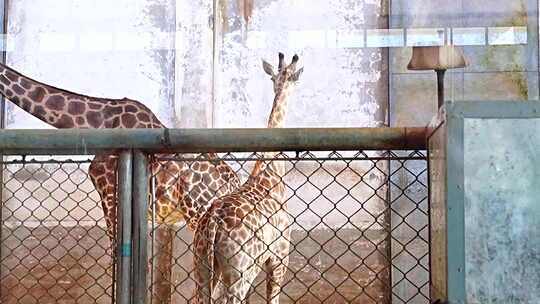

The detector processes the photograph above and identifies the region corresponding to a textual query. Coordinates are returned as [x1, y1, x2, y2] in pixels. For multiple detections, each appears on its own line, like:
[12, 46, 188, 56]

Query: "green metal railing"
[0, 127, 427, 304]
[0, 127, 426, 154]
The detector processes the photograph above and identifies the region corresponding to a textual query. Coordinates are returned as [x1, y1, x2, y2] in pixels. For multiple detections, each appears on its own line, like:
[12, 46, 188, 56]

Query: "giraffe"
[0, 63, 240, 271]
[193, 53, 303, 304]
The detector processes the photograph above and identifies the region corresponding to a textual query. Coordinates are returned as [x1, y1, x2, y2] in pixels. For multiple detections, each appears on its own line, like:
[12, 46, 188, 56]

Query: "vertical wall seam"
[0, 0, 8, 129]
[211, 0, 218, 127]
[172, 1, 178, 127]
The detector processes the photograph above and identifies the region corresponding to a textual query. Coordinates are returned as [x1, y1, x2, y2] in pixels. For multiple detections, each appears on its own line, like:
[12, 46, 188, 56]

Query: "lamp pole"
[436, 69, 446, 108]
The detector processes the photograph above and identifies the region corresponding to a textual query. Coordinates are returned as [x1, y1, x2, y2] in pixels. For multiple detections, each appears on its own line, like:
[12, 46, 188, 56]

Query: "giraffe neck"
[250, 85, 294, 178]
[267, 86, 292, 129]
[0, 63, 164, 129]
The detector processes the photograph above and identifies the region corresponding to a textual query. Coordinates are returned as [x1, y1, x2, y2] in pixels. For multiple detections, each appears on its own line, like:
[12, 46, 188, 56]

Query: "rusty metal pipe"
[0, 127, 427, 154]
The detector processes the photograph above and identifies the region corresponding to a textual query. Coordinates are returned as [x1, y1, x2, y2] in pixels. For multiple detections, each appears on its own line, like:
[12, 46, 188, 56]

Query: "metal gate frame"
[0, 127, 426, 304]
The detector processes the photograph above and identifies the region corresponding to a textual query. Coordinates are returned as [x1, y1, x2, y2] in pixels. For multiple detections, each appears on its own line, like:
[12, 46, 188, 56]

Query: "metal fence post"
[116, 150, 133, 304]
[133, 150, 149, 304]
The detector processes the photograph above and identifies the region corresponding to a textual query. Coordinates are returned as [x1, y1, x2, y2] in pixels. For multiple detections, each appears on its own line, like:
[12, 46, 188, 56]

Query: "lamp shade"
[407, 45, 468, 70]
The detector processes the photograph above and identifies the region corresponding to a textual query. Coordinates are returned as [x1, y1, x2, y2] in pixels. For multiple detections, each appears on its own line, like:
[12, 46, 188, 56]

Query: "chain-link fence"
[0, 156, 115, 304]
[0, 128, 428, 304]
[147, 150, 428, 304]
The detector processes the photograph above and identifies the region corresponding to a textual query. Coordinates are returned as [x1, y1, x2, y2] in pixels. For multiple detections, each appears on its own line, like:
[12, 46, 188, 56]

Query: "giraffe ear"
[262, 60, 275, 76]
[289, 67, 304, 82]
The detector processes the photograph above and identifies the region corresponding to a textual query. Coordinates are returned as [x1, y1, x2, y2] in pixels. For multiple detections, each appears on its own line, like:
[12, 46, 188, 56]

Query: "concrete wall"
[2, 0, 179, 224]
[2, 0, 391, 230]
[390, 0, 539, 126]
[5, 0, 176, 129]
[1, 2, 394, 303]
[214, 0, 388, 128]
[388, 2, 539, 302]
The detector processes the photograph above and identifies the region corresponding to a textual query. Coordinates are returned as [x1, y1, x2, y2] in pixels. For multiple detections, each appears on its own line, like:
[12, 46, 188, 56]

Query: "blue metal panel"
[429, 100, 540, 304]
[451, 100, 540, 118]
[445, 101, 466, 303]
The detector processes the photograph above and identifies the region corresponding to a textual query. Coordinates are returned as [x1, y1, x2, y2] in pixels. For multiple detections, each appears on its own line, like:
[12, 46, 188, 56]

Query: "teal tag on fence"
[122, 243, 132, 257]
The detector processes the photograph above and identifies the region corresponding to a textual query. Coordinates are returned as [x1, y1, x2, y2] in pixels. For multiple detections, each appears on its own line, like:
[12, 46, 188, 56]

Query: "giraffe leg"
[265, 255, 289, 304]
[221, 267, 257, 304]
[193, 231, 220, 304]
[89, 155, 118, 275]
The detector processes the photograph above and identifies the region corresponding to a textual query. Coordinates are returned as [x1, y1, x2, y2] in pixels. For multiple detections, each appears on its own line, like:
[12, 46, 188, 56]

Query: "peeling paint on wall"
[217, 0, 229, 35]
[236, 0, 255, 28]
[5, 0, 176, 128]
[174, 0, 214, 127]
[391, 0, 539, 126]
[142, 0, 177, 127]
[217, 0, 256, 35]
[481, 2, 530, 100]
[215, 0, 388, 128]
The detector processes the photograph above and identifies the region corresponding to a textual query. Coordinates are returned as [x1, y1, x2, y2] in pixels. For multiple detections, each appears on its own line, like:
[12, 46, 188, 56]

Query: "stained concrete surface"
[1, 224, 113, 304]
[148, 224, 426, 304]
[0, 223, 426, 304]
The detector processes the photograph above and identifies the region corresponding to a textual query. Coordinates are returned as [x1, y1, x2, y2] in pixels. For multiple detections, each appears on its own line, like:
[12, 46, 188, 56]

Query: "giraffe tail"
[194, 217, 219, 304]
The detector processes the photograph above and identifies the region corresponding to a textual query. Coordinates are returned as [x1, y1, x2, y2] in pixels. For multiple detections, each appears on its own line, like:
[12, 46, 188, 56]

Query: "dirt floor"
[1, 223, 428, 304]
[147, 225, 393, 304]
[1, 224, 113, 304]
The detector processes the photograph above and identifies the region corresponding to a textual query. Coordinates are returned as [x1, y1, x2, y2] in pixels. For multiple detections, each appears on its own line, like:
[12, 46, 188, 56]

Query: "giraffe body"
[193, 53, 303, 304]
[0, 63, 240, 270]
[196, 168, 290, 304]
[150, 153, 240, 229]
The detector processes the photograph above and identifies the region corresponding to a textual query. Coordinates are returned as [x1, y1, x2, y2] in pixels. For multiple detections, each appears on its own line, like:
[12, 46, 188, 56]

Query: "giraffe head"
[262, 53, 304, 93]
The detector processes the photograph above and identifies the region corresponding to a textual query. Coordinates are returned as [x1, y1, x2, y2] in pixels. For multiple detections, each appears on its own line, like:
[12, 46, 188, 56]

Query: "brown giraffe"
[0, 63, 240, 271]
[193, 53, 303, 304]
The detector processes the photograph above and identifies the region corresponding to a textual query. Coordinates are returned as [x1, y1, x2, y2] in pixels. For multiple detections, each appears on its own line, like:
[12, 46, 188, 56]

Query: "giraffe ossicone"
[193, 53, 303, 304]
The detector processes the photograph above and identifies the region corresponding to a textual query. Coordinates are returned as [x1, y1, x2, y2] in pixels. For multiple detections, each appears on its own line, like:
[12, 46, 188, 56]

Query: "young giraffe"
[193, 53, 303, 304]
[0, 63, 240, 270]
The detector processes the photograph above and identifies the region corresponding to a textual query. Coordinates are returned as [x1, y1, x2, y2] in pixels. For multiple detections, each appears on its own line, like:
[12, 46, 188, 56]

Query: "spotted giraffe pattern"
[193, 54, 303, 304]
[0, 66, 163, 129]
[0, 64, 240, 271]
[150, 153, 241, 229]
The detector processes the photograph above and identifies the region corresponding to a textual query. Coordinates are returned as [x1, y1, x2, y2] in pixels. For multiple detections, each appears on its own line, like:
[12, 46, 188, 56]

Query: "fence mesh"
[0, 150, 427, 304]
[147, 150, 428, 304]
[0, 156, 115, 304]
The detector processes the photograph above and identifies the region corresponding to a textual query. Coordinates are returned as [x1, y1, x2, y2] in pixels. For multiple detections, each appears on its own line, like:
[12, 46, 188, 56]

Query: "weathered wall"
[2, 0, 391, 229]
[389, 2, 539, 302]
[4, 0, 390, 129]
[214, 0, 388, 128]
[5, 0, 177, 129]
[2, 0, 179, 224]
[390, 0, 539, 126]
[1, 2, 394, 303]
[174, 0, 214, 128]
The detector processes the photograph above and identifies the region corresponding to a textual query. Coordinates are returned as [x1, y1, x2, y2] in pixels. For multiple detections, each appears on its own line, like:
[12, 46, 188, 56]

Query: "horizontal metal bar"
[0, 127, 426, 154]
[155, 155, 427, 162]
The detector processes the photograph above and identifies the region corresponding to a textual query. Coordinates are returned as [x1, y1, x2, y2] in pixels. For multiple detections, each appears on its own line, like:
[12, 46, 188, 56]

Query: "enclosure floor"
[1, 224, 409, 304]
[148, 225, 390, 304]
[1, 224, 113, 304]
